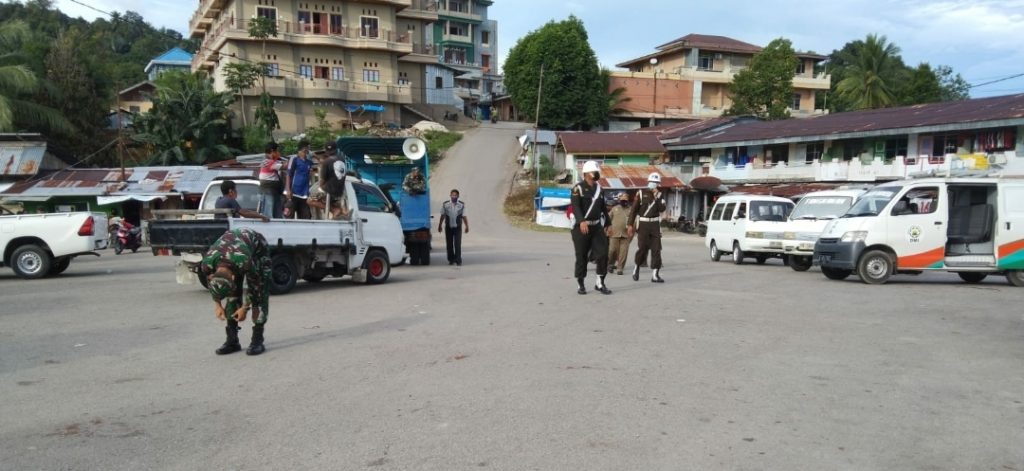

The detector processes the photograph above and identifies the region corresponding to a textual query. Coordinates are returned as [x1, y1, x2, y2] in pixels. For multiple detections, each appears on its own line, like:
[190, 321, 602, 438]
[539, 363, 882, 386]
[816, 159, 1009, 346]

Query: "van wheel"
[732, 242, 744, 265]
[269, 253, 298, 295]
[755, 255, 768, 265]
[1006, 270, 1024, 287]
[709, 241, 721, 262]
[48, 257, 71, 276]
[958, 272, 987, 283]
[821, 267, 852, 280]
[789, 256, 813, 272]
[12, 244, 52, 279]
[364, 249, 391, 285]
[857, 250, 892, 285]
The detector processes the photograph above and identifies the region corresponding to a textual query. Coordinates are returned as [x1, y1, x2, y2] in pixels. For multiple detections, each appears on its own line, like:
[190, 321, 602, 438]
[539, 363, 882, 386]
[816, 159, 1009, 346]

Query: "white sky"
[55, 0, 1024, 97]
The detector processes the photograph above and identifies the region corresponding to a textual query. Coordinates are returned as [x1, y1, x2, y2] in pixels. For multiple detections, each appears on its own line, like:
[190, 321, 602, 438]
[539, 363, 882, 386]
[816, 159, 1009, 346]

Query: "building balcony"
[189, 0, 228, 38]
[611, 69, 831, 90]
[261, 75, 413, 104]
[398, 0, 440, 20]
[793, 72, 832, 90]
[708, 155, 961, 184]
[399, 43, 439, 64]
[438, 8, 482, 23]
[440, 32, 473, 43]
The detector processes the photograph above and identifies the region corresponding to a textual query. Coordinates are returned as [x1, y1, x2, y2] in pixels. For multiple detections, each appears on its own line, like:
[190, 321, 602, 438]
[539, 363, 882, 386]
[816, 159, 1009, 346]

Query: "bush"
[538, 155, 558, 181]
[241, 125, 269, 153]
[422, 131, 462, 162]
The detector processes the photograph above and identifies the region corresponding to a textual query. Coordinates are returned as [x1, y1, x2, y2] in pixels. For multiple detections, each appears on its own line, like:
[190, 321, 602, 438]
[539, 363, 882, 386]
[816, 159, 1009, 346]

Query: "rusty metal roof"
[669, 94, 1024, 149]
[598, 165, 685, 190]
[559, 132, 666, 155]
[0, 166, 255, 200]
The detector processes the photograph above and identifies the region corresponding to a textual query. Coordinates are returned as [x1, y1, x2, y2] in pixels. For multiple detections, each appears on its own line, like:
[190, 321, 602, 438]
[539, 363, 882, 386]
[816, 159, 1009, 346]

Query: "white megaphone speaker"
[403, 137, 426, 161]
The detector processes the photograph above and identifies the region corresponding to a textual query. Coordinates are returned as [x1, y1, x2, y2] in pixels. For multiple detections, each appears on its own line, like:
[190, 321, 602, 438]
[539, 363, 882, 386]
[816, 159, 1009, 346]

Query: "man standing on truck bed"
[285, 140, 314, 219]
[258, 142, 285, 219]
[215, 180, 269, 221]
[202, 228, 272, 356]
[438, 189, 468, 265]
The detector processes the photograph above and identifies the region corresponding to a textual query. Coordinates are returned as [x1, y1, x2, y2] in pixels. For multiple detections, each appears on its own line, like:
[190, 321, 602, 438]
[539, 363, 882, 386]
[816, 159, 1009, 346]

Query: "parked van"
[781, 189, 866, 271]
[814, 177, 1024, 285]
[705, 194, 795, 264]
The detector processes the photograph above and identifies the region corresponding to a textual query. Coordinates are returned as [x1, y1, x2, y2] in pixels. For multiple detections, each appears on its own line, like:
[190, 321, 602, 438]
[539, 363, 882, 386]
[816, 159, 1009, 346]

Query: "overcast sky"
[54, 0, 1024, 97]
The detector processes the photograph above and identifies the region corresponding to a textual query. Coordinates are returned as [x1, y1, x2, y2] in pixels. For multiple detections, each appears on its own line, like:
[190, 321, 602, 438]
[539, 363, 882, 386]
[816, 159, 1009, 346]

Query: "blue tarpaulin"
[534, 187, 571, 209]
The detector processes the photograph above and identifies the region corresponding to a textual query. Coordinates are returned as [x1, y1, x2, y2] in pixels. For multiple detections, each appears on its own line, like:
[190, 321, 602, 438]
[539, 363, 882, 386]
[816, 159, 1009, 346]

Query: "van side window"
[737, 202, 747, 219]
[723, 202, 736, 220]
[710, 204, 724, 221]
[893, 186, 939, 216]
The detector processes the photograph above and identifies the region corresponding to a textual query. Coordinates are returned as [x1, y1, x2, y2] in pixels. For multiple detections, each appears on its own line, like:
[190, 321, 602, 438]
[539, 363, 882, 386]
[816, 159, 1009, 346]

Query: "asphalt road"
[2, 122, 1023, 470]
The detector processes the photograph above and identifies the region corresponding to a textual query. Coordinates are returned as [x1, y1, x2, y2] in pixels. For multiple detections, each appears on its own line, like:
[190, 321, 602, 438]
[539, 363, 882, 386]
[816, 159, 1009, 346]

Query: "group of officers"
[570, 160, 666, 295]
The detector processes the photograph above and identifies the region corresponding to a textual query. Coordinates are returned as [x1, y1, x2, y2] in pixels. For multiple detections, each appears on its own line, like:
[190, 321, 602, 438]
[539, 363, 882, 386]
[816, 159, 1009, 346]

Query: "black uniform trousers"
[572, 222, 608, 278]
[634, 221, 663, 269]
[444, 225, 462, 264]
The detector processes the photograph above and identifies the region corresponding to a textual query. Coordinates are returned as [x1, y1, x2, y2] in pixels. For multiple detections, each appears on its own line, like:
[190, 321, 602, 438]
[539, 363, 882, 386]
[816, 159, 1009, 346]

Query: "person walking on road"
[258, 142, 285, 219]
[438, 189, 468, 265]
[202, 228, 272, 356]
[607, 192, 632, 275]
[628, 173, 667, 283]
[285, 140, 315, 219]
[571, 160, 612, 295]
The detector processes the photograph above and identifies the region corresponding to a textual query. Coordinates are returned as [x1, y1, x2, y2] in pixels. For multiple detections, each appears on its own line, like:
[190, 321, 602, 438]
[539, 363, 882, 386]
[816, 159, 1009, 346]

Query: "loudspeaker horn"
[403, 137, 427, 161]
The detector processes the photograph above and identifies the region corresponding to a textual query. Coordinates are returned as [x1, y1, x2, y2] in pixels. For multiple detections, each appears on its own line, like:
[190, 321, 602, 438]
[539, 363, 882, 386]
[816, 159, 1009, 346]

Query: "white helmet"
[648, 172, 662, 184]
[582, 160, 600, 174]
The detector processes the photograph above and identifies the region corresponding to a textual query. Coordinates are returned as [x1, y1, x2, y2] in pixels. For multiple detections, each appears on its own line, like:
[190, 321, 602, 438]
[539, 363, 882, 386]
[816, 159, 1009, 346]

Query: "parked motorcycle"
[113, 221, 142, 254]
[677, 215, 696, 234]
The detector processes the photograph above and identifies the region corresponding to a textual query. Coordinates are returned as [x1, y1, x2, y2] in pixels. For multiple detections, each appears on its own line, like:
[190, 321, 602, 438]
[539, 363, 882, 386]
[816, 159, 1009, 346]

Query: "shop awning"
[2, 195, 51, 202]
[97, 194, 169, 205]
[689, 175, 727, 192]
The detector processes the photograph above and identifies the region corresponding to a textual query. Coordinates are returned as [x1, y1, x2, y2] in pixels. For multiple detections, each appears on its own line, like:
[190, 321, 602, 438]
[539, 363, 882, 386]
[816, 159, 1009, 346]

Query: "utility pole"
[533, 63, 544, 188]
[116, 81, 126, 181]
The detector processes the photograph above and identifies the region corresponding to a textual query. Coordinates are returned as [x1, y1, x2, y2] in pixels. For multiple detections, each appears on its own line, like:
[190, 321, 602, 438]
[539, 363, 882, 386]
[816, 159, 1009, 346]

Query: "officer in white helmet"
[627, 172, 667, 283]
[570, 160, 612, 295]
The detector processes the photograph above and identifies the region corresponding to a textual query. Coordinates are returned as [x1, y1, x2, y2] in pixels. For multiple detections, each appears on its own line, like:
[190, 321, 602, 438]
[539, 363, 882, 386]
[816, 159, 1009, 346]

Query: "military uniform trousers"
[633, 221, 663, 270]
[572, 223, 609, 278]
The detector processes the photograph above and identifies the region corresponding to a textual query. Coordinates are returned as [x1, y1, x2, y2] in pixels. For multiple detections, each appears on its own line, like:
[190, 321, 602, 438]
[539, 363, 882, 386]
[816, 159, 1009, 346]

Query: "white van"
[705, 194, 795, 264]
[814, 177, 1024, 285]
[781, 189, 866, 271]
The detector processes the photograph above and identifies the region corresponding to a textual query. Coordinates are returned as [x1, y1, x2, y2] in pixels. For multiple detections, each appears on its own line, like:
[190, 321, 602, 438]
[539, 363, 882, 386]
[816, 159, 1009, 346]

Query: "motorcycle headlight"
[745, 231, 765, 239]
[840, 231, 869, 243]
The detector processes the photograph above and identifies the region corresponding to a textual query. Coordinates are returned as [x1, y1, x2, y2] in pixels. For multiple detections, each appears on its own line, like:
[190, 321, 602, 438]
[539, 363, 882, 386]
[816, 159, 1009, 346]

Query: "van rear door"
[997, 181, 1024, 269]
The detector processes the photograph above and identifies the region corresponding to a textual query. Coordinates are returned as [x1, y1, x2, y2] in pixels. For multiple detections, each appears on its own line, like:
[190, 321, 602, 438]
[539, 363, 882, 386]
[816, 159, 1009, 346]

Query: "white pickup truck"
[0, 212, 109, 278]
[148, 176, 405, 294]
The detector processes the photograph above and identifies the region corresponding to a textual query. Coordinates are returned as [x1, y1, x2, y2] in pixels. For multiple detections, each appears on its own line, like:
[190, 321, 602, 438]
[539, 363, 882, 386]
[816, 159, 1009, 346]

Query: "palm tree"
[836, 34, 902, 109]
[0, 20, 71, 133]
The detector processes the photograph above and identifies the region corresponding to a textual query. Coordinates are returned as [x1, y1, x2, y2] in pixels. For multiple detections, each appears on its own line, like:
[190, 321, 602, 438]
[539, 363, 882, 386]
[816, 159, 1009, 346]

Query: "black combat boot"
[576, 277, 587, 295]
[216, 321, 242, 355]
[632, 265, 640, 282]
[652, 268, 665, 283]
[595, 275, 612, 295]
[246, 325, 266, 356]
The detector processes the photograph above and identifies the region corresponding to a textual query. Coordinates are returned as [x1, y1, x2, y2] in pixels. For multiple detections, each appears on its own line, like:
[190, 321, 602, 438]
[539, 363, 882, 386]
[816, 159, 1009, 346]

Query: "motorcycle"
[677, 215, 696, 234]
[113, 221, 142, 254]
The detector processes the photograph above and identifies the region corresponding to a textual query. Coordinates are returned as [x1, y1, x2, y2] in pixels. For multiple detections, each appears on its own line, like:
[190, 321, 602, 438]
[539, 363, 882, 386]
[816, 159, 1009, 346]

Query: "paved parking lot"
[2, 231, 1022, 470]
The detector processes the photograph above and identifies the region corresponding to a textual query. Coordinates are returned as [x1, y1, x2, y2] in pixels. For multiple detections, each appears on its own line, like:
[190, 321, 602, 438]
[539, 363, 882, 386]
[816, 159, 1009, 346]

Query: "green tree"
[504, 16, 607, 129]
[835, 34, 903, 109]
[223, 61, 263, 126]
[935, 65, 970, 102]
[132, 71, 236, 164]
[0, 20, 70, 134]
[724, 37, 798, 120]
[247, 16, 278, 93]
[254, 92, 279, 139]
[42, 30, 109, 152]
[896, 63, 943, 106]
[602, 69, 631, 116]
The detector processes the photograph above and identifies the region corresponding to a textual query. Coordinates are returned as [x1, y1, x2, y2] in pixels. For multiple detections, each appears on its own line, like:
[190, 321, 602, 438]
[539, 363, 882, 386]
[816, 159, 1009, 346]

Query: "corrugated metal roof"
[0, 143, 46, 177]
[0, 166, 256, 200]
[560, 132, 666, 155]
[598, 165, 685, 190]
[670, 93, 1024, 149]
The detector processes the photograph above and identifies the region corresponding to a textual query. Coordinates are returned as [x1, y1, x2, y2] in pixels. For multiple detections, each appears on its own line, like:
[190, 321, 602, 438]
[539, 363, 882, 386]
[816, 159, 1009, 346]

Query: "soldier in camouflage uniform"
[201, 228, 272, 356]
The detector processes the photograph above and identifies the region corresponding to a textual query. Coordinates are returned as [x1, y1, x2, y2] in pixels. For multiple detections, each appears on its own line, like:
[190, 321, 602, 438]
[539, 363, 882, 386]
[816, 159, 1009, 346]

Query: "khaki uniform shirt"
[608, 204, 631, 238]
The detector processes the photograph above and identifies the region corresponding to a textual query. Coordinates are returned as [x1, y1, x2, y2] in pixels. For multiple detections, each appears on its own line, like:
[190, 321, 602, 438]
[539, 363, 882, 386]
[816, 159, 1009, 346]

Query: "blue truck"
[337, 136, 433, 265]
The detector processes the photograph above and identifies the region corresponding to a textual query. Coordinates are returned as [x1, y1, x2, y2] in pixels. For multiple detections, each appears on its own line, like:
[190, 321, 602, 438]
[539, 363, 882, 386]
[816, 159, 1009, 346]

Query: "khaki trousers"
[608, 236, 631, 270]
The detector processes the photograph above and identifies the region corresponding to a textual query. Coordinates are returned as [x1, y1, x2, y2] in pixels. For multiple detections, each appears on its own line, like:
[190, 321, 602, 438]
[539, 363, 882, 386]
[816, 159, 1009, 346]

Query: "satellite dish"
[403, 137, 426, 161]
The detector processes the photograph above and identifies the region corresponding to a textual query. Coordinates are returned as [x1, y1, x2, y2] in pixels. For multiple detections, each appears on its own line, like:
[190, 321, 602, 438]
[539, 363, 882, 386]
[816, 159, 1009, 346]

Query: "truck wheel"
[418, 243, 431, 266]
[269, 253, 298, 295]
[958, 272, 987, 283]
[789, 256, 813, 272]
[732, 242, 744, 265]
[755, 255, 768, 265]
[364, 249, 391, 284]
[709, 241, 721, 262]
[1006, 270, 1024, 287]
[821, 267, 852, 280]
[857, 250, 892, 285]
[11, 244, 52, 279]
[48, 257, 71, 276]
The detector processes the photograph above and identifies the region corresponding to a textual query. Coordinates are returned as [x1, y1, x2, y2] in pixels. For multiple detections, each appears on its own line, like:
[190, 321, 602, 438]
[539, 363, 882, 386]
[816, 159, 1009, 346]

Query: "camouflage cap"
[207, 274, 234, 301]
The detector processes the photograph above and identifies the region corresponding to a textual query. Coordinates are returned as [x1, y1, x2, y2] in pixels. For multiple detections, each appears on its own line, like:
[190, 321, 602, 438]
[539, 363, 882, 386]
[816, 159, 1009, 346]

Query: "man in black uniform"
[628, 172, 666, 283]
[570, 160, 612, 295]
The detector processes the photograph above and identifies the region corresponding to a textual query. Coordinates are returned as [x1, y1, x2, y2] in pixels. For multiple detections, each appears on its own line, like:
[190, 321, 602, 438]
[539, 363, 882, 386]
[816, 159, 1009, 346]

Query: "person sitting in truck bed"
[402, 167, 427, 195]
[215, 180, 269, 221]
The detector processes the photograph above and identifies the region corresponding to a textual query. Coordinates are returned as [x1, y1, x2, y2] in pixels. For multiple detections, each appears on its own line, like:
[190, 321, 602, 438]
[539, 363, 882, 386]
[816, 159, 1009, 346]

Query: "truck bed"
[149, 217, 358, 255]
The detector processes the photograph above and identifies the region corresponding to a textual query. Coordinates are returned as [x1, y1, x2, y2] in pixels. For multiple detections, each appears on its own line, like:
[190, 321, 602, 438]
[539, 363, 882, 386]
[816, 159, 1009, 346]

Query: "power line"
[969, 72, 1024, 89]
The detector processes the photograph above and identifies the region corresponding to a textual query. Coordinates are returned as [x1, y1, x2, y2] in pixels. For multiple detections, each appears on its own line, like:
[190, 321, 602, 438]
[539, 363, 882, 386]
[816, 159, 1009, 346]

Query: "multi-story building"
[188, 0, 442, 133]
[610, 34, 831, 128]
[431, 0, 501, 118]
[145, 47, 194, 81]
